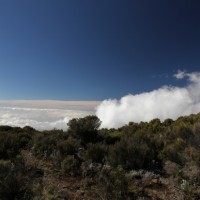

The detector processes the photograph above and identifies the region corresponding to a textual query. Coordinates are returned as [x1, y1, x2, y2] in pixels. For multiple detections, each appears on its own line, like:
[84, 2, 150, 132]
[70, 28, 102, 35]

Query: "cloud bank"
[96, 71, 200, 128]
[0, 101, 99, 130]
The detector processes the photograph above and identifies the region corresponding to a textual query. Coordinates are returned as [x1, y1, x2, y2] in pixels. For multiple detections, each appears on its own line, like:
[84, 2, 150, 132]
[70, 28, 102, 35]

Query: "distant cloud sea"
[0, 100, 99, 130]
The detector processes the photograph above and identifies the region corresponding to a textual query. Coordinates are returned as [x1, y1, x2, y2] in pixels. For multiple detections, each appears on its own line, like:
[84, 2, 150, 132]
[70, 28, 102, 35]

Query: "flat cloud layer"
[96, 71, 200, 128]
[0, 101, 99, 130]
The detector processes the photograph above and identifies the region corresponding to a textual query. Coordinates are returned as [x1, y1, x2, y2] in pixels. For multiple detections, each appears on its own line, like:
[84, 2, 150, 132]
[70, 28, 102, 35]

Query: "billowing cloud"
[96, 71, 200, 128]
[0, 101, 99, 130]
[174, 70, 186, 79]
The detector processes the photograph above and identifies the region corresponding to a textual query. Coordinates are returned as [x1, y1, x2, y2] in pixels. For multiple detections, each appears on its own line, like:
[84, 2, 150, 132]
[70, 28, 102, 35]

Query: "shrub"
[0, 173, 33, 200]
[85, 144, 106, 163]
[109, 135, 153, 170]
[67, 116, 101, 144]
[99, 165, 128, 200]
[0, 133, 20, 159]
[99, 129, 121, 145]
[61, 155, 80, 175]
[57, 136, 80, 156]
[158, 144, 184, 165]
[0, 158, 33, 200]
[18, 132, 32, 149]
[31, 133, 56, 158]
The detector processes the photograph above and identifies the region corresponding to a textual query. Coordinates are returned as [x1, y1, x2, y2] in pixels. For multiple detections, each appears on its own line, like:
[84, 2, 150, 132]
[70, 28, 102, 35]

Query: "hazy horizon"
[0, 100, 99, 130]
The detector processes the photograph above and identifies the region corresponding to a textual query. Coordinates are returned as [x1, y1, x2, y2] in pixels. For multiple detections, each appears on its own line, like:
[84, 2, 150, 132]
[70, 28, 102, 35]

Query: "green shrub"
[31, 133, 56, 158]
[158, 144, 184, 165]
[99, 129, 121, 145]
[18, 132, 32, 149]
[0, 133, 20, 159]
[85, 144, 106, 163]
[57, 136, 80, 156]
[67, 116, 101, 144]
[0, 158, 33, 200]
[109, 135, 153, 170]
[0, 173, 33, 200]
[99, 165, 128, 200]
[61, 155, 80, 175]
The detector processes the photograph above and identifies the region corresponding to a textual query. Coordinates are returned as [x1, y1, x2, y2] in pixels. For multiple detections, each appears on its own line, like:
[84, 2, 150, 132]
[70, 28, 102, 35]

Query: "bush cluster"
[1, 113, 200, 198]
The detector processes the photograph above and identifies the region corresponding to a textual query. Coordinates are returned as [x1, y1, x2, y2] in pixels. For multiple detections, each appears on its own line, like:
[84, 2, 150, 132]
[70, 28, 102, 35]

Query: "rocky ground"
[21, 150, 198, 200]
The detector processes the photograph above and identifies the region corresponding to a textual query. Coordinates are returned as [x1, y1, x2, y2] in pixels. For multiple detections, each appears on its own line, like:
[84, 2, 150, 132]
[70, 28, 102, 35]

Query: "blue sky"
[0, 0, 200, 100]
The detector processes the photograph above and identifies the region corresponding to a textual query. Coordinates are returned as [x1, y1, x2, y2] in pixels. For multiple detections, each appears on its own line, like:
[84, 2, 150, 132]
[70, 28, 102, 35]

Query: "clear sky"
[0, 0, 200, 100]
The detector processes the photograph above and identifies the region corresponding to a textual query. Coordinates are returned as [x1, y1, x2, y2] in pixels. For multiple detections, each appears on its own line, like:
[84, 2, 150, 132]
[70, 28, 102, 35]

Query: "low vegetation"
[1, 114, 200, 199]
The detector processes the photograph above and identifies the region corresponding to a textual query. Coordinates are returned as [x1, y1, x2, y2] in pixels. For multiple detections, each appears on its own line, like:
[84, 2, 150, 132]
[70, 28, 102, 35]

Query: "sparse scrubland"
[1, 114, 200, 199]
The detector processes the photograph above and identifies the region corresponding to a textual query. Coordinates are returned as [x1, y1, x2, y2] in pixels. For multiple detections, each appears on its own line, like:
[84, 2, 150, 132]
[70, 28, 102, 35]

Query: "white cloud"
[96, 71, 200, 128]
[0, 101, 99, 130]
[174, 70, 186, 79]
